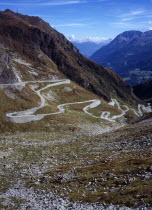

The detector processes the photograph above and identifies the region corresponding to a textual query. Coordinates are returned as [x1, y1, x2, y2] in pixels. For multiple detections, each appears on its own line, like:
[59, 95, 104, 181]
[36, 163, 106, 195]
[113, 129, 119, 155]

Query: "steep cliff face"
[0, 10, 139, 104]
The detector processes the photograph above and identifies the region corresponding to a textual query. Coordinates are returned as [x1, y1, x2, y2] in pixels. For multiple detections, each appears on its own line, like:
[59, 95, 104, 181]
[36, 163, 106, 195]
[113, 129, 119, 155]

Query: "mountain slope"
[0, 10, 139, 104]
[0, 9, 151, 134]
[90, 30, 152, 85]
[133, 80, 152, 103]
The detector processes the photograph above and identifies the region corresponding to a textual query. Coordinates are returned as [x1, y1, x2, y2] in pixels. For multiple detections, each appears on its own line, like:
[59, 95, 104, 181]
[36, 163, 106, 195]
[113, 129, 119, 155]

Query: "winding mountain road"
[0, 79, 151, 123]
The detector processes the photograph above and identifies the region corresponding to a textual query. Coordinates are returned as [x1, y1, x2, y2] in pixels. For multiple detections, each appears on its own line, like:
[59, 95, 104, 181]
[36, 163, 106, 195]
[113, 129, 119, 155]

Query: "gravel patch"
[0, 184, 133, 210]
[91, 134, 152, 151]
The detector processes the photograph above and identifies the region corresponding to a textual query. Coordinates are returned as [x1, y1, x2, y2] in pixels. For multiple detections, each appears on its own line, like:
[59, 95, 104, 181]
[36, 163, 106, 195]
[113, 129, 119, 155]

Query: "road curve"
[0, 79, 151, 123]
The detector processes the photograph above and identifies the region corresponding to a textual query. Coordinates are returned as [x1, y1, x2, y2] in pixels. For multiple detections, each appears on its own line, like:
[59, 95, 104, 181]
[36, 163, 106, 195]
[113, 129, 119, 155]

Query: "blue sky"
[1, 0, 152, 42]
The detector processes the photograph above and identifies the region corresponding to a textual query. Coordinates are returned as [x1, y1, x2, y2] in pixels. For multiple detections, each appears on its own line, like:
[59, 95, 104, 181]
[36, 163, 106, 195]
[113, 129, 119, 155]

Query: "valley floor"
[0, 115, 152, 209]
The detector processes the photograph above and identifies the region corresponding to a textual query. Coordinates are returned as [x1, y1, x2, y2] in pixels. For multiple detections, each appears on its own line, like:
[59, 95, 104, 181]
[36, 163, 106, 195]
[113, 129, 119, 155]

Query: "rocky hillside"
[0, 9, 139, 104]
[90, 30, 152, 85]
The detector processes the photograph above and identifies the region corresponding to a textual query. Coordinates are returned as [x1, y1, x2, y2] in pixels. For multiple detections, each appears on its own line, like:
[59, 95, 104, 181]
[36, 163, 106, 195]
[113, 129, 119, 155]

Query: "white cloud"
[0, 0, 87, 6]
[120, 10, 145, 18]
[118, 10, 146, 22]
[113, 21, 143, 29]
[53, 23, 87, 27]
[129, 10, 145, 16]
[113, 22, 132, 26]
[121, 17, 135, 22]
[68, 34, 110, 43]
[146, 21, 152, 30]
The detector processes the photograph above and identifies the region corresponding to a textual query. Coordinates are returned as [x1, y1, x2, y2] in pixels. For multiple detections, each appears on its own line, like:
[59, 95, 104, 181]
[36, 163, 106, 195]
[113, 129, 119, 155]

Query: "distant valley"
[90, 30, 152, 86]
[71, 40, 110, 58]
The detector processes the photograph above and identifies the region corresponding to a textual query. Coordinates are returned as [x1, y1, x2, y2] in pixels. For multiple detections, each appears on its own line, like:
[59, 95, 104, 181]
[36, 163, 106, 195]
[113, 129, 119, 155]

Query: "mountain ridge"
[90, 30, 152, 85]
[0, 9, 139, 104]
